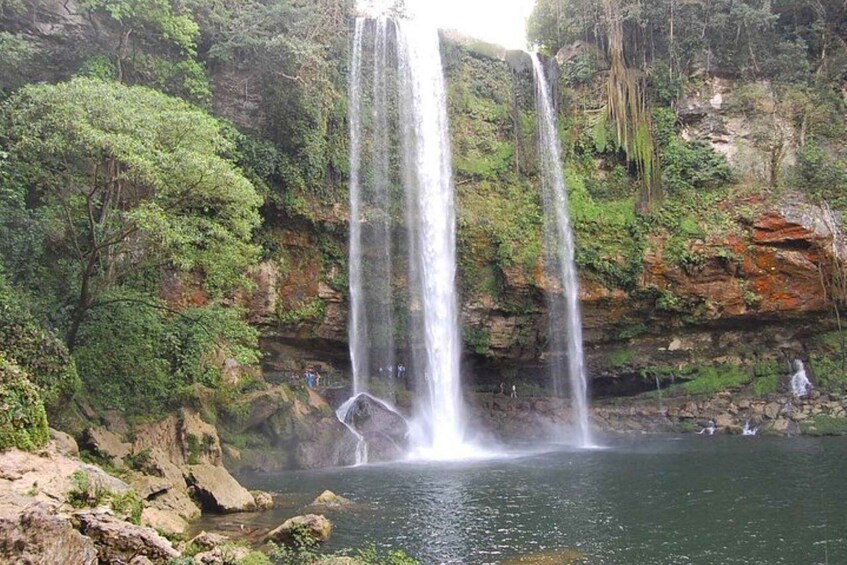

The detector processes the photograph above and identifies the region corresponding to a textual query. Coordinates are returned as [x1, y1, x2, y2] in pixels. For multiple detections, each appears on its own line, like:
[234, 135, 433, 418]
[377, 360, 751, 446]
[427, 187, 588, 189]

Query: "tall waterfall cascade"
[531, 54, 593, 448]
[345, 16, 478, 461]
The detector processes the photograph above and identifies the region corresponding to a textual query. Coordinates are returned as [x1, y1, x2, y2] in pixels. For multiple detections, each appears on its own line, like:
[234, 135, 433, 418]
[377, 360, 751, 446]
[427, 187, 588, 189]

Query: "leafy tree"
[1, 78, 262, 348]
[78, 0, 210, 102]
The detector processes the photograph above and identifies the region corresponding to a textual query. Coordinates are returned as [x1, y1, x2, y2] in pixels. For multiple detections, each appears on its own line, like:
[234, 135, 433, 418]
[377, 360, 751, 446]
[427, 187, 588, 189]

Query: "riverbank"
[469, 389, 847, 441]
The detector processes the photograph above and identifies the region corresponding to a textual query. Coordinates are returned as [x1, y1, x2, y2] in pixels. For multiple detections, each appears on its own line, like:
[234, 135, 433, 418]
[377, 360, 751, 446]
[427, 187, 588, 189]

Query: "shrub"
[680, 365, 751, 395]
[0, 354, 49, 451]
[0, 270, 80, 413]
[801, 415, 847, 436]
[73, 290, 259, 416]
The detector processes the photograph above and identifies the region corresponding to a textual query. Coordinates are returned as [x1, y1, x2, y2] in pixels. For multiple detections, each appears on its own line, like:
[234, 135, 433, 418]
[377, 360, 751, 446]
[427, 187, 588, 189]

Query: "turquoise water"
[223, 436, 846, 564]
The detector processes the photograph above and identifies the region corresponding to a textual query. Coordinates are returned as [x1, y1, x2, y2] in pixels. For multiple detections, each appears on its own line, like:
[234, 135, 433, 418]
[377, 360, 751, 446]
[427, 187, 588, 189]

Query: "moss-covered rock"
[0, 354, 49, 451]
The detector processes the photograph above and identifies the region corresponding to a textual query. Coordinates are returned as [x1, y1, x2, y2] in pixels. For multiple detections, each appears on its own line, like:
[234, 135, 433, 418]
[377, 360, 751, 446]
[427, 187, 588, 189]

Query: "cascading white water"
[348, 17, 397, 397]
[348, 17, 368, 396]
[336, 395, 368, 466]
[531, 54, 593, 448]
[396, 20, 468, 457]
[344, 16, 477, 462]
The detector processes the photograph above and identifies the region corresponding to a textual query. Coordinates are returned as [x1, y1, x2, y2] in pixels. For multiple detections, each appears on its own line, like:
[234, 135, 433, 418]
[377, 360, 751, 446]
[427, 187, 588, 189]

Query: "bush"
[73, 290, 259, 416]
[801, 415, 847, 436]
[0, 270, 80, 413]
[680, 365, 751, 395]
[0, 354, 49, 451]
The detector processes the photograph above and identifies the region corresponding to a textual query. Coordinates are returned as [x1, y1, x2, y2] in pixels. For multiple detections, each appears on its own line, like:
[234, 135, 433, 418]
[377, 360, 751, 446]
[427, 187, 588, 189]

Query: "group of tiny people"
[378, 364, 407, 379]
[498, 382, 518, 398]
[304, 368, 322, 389]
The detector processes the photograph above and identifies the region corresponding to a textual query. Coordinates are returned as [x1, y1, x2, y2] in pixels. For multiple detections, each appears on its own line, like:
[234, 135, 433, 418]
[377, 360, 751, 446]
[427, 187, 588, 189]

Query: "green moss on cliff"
[0, 354, 49, 451]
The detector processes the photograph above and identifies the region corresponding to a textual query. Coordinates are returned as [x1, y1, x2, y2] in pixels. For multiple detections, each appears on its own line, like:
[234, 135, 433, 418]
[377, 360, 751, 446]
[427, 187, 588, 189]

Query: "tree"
[79, 0, 210, 102]
[1, 78, 262, 348]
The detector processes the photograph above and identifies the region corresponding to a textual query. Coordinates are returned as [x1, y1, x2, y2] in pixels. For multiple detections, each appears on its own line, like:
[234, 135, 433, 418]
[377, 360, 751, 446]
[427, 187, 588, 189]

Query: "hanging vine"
[603, 0, 662, 213]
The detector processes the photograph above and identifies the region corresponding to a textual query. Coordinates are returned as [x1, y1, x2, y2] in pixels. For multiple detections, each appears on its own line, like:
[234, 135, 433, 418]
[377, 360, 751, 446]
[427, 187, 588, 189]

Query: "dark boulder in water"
[340, 393, 409, 462]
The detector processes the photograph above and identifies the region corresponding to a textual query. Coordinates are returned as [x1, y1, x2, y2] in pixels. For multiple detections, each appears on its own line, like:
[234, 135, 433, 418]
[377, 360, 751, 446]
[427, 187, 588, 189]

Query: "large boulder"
[184, 465, 256, 513]
[339, 394, 409, 462]
[293, 417, 360, 469]
[73, 509, 179, 563]
[266, 514, 332, 547]
[83, 427, 132, 467]
[49, 429, 79, 458]
[140, 507, 189, 537]
[0, 503, 98, 564]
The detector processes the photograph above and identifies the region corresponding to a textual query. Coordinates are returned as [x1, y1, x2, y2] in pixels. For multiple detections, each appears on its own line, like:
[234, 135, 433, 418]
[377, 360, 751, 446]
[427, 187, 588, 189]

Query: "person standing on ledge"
[511, 384, 517, 398]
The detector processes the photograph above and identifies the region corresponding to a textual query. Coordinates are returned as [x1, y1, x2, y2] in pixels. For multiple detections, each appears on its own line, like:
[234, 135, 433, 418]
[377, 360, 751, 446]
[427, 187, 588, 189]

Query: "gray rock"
[0, 503, 98, 564]
[50, 429, 80, 458]
[266, 514, 332, 547]
[310, 490, 352, 507]
[73, 509, 179, 563]
[184, 465, 256, 513]
[83, 427, 132, 467]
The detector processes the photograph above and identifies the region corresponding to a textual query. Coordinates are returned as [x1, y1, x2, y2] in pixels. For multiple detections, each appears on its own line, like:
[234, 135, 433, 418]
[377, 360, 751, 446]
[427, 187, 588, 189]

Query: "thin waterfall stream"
[531, 54, 593, 447]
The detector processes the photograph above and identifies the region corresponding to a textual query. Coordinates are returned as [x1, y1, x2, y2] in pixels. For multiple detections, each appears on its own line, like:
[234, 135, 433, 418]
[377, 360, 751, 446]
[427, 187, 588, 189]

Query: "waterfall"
[397, 21, 464, 457]
[396, 20, 467, 456]
[336, 395, 368, 466]
[531, 54, 593, 448]
[348, 18, 396, 397]
[348, 18, 368, 395]
[344, 16, 475, 461]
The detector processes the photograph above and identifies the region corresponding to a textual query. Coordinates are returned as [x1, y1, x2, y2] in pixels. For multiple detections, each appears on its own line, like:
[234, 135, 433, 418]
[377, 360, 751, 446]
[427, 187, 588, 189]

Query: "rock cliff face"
[7, 0, 841, 393]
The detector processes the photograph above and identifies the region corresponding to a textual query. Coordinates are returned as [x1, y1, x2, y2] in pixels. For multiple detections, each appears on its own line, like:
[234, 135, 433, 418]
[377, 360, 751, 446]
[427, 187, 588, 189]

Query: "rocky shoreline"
[470, 389, 847, 440]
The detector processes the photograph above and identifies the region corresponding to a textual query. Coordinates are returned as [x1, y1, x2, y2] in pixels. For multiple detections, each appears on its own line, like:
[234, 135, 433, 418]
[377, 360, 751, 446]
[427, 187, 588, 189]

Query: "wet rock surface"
[266, 514, 333, 546]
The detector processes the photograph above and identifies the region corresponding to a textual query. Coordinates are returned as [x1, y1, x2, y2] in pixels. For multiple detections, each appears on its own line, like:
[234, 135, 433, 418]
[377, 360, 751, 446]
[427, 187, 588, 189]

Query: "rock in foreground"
[310, 489, 352, 507]
[184, 465, 257, 513]
[73, 509, 179, 563]
[266, 514, 332, 546]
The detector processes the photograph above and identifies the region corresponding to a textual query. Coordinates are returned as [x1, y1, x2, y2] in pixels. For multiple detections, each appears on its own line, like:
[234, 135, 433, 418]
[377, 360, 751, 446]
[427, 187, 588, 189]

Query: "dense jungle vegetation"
[1, 0, 847, 450]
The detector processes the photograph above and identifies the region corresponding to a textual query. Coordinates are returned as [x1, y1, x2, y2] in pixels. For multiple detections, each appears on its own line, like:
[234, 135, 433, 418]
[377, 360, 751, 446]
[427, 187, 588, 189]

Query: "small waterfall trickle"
[336, 395, 368, 466]
[531, 54, 593, 448]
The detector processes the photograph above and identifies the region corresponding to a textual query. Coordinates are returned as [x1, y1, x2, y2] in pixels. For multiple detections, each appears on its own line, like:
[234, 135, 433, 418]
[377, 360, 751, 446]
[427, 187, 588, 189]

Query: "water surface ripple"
[230, 436, 846, 564]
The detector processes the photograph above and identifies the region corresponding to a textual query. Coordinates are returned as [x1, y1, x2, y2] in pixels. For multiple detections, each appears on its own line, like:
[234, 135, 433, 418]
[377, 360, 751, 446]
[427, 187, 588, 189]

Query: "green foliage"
[801, 415, 847, 436]
[680, 365, 751, 395]
[464, 326, 491, 355]
[792, 141, 847, 208]
[0, 354, 49, 451]
[78, 0, 208, 102]
[808, 331, 847, 392]
[73, 292, 259, 415]
[353, 546, 419, 565]
[568, 170, 645, 289]
[752, 359, 782, 396]
[1, 78, 261, 346]
[0, 31, 39, 95]
[110, 490, 144, 524]
[654, 108, 733, 193]
[67, 469, 143, 522]
[268, 526, 321, 565]
[609, 348, 635, 367]
[0, 269, 80, 412]
[239, 552, 273, 565]
[278, 298, 326, 326]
